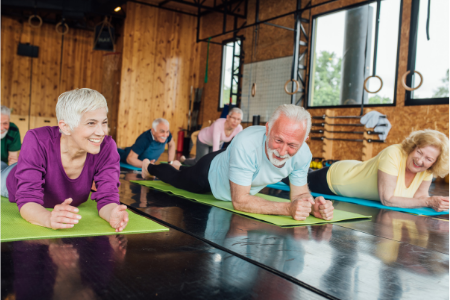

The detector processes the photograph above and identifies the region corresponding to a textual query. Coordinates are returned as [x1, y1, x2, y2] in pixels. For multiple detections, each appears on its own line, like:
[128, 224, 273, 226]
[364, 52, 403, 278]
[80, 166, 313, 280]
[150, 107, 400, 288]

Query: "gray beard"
[266, 141, 292, 167]
[1, 130, 7, 139]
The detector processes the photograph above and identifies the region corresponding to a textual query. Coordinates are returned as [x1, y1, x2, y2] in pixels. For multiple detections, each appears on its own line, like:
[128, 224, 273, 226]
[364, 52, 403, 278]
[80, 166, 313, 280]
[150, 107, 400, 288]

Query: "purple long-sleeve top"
[6, 126, 120, 211]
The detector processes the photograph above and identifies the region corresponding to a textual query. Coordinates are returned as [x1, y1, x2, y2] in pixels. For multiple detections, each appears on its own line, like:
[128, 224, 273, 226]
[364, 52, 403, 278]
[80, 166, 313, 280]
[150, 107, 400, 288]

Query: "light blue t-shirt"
[208, 126, 312, 201]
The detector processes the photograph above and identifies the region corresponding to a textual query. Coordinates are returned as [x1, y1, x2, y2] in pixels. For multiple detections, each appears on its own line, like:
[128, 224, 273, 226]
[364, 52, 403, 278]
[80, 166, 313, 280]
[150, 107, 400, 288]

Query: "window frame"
[217, 36, 244, 112]
[306, 0, 403, 110]
[404, 0, 449, 106]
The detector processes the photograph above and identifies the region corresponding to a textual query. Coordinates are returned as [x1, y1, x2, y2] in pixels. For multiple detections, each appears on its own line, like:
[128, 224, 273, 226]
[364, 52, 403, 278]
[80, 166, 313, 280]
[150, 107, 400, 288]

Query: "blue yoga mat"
[120, 162, 141, 171]
[266, 182, 449, 216]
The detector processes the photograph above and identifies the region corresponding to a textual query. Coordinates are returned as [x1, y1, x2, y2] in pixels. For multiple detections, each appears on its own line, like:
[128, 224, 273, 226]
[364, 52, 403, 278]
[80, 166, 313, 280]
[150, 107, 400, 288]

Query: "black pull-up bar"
[310, 137, 385, 143]
[312, 115, 386, 119]
[312, 122, 388, 127]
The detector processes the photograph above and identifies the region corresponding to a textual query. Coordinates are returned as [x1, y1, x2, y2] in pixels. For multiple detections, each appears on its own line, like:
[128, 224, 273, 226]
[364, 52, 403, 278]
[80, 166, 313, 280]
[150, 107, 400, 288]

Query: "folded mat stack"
[1, 196, 168, 242]
[131, 180, 371, 227]
[266, 182, 449, 216]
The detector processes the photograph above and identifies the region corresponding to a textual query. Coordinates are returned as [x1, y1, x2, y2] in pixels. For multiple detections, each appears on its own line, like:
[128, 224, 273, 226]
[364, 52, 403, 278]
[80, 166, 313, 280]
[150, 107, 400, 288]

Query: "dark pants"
[282, 166, 334, 195]
[183, 137, 213, 166]
[148, 149, 225, 194]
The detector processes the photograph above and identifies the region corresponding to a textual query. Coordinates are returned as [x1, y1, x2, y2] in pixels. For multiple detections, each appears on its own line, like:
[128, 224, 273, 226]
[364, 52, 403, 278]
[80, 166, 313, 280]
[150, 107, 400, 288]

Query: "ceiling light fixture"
[114, 6, 121, 12]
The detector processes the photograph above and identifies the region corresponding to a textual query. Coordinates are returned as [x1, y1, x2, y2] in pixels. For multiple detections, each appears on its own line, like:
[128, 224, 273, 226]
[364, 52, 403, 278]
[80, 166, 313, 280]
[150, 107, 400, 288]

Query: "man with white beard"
[1, 106, 21, 171]
[143, 104, 334, 221]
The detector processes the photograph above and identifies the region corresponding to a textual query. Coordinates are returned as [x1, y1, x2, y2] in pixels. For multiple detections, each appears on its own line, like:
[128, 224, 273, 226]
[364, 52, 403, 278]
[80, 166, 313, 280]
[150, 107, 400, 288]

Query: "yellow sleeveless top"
[326, 144, 433, 201]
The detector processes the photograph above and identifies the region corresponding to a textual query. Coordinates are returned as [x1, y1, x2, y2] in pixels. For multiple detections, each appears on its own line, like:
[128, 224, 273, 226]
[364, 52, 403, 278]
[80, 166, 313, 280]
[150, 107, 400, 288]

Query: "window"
[308, 0, 402, 108]
[219, 38, 242, 110]
[405, 0, 449, 105]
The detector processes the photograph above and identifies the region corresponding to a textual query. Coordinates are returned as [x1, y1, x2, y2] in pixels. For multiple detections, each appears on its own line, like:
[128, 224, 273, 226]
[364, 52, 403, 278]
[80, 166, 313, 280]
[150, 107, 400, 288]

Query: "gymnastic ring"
[402, 70, 423, 91]
[251, 83, 256, 97]
[363, 75, 383, 94]
[56, 22, 69, 35]
[284, 79, 299, 95]
[28, 15, 43, 28]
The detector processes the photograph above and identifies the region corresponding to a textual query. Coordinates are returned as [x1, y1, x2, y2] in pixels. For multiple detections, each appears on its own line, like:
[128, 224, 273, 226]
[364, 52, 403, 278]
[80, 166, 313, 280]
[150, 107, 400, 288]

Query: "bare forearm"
[126, 156, 143, 168]
[167, 145, 176, 162]
[382, 196, 427, 208]
[99, 203, 119, 222]
[20, 202, 51, 228]
[233, 194, 290, 215]
[8, 153, 18, 165]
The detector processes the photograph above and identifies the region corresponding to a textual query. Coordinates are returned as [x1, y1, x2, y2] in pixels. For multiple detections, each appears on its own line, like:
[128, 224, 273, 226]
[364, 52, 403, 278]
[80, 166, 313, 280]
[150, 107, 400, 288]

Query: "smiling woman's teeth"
[89, 138, 102, 143]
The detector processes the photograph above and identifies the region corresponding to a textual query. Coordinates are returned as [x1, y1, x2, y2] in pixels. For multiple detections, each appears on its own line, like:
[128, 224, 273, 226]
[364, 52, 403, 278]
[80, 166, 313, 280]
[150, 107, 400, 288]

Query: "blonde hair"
[401, 129, 449, 178]
[56, 88, 108, 131]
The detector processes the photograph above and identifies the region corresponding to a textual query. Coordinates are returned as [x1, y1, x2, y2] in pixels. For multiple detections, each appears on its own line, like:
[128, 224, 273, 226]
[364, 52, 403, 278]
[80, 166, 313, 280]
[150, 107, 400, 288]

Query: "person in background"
[181, 107, 243, 166]
[1, 88, 128, 231]
[1, 105, 21, 170]
[118, 118, 176, 168]
[290, 129, 449, 212]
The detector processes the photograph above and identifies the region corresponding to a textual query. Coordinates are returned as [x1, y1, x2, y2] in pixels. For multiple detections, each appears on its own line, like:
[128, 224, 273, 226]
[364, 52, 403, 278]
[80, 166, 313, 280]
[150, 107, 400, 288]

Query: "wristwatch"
[169, 161, 173, 165]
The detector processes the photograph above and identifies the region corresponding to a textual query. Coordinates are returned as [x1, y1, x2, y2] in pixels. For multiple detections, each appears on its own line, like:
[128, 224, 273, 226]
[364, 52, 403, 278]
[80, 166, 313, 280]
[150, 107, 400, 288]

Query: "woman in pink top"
[181, 108, 243, 166]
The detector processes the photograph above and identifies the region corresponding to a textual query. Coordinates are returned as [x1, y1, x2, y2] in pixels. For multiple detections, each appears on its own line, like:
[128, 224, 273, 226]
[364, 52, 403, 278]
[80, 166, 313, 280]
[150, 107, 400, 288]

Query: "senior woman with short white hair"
[1, 88, 128, 231]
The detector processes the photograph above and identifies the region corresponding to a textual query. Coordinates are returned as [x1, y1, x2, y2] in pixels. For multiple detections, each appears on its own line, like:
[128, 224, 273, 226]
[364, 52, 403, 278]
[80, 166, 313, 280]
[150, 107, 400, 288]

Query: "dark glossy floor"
[2, 156, 448, 300]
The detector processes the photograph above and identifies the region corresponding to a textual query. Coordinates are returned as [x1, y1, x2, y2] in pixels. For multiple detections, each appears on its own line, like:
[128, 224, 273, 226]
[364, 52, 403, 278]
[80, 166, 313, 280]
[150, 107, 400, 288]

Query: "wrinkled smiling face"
[1, 114, 10, 139]
[152, 122, 170, 143]
[406, 145, 440, 174]
[266, 144, 292, 167]
[67, 108, 108, 154]
[226, 112, 242, 129]
[265, 115, 308, 168]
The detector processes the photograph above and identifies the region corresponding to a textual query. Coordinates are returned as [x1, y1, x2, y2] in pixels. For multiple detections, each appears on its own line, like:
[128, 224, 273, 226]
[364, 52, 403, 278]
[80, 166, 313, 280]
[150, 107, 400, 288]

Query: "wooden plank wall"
[2, 17, 33, 116]
[197, 0, 449, 161]
[195, 11, 246, 126]
[1, 16, 122, 139]
[116, 2, 201, 148]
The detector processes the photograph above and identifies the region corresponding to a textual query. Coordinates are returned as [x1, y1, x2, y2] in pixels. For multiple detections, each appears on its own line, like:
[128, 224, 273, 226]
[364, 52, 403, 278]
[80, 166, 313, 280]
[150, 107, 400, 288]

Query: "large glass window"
[405, 0, 449, 105]
[308, 0, 401, 108]
[219, 38, 242, 109]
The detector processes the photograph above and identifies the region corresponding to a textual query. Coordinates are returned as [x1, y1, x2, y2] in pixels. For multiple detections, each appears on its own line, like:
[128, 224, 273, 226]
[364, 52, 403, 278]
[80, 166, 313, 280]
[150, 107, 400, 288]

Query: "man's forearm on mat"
[20, 202, 52, 228]
[232, 194, 290, 215]
[126, 156, 143, 168]
[167, 143, 176, 161]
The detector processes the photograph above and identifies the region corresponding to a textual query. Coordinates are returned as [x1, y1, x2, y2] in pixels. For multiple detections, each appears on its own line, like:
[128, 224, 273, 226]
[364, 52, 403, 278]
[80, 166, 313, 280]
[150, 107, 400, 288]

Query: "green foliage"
[433, 69, 449, 98]
[368, 95, 391, 104]
[311, 51, 342, 106]
[222, 88, 230, 106]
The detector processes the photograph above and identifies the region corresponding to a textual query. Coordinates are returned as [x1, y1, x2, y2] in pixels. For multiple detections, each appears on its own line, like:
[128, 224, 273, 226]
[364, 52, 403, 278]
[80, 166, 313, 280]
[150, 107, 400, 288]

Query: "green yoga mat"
[1, 196, 168, 243]
[131, 180, 371, 227]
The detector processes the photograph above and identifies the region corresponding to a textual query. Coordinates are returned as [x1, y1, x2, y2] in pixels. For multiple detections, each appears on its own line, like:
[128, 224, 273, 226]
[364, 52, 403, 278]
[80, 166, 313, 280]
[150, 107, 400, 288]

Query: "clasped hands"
[289, 194, 334, 221]
[48, 198, 129, 232]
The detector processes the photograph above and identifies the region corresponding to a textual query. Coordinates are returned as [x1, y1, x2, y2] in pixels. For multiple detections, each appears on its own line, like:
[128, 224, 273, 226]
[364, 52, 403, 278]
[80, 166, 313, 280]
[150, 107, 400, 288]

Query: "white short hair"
[228, 107, 243, 118]
[152, 118, 169, 130]
[267, 104, 311, 140]
[1, 105, 11, 117]
[56, 88, 108, 131]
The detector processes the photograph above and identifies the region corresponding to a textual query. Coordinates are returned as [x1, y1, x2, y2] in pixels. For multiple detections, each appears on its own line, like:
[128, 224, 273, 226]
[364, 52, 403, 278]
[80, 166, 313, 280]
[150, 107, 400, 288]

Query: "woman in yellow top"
[306, 130, 449, 211]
